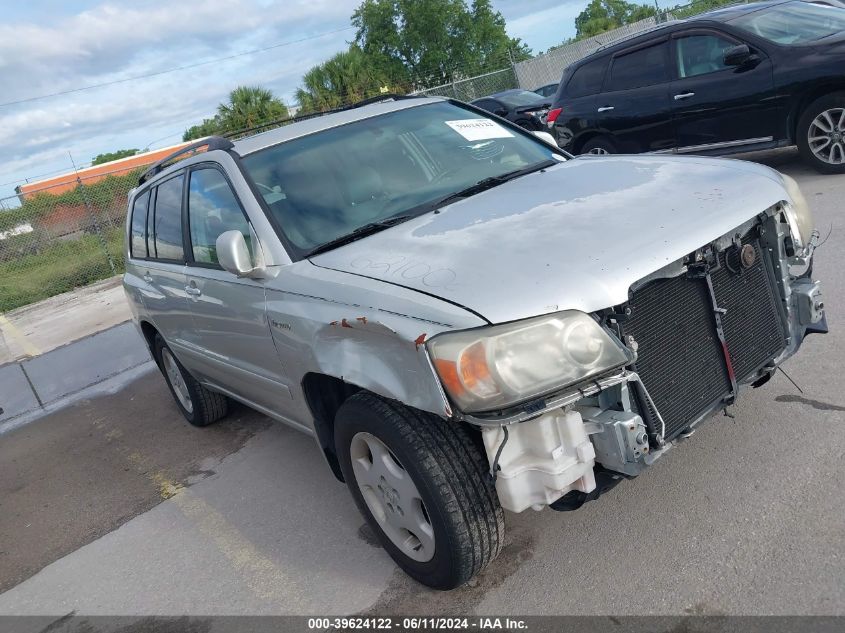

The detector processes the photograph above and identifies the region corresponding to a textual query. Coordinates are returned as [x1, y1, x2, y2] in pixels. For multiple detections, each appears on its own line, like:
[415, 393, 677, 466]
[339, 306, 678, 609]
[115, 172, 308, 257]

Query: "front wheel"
[335, 392, 504, 589]
[797, 92, 845, 174]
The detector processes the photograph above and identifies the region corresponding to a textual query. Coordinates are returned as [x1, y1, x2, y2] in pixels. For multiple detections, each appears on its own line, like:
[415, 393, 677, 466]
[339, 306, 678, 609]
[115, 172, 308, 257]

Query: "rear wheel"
[580, 136, 617, 155]
[335, 392, 504, 589]
[797, 92, 845, 174]
[154, 335, 228, 427]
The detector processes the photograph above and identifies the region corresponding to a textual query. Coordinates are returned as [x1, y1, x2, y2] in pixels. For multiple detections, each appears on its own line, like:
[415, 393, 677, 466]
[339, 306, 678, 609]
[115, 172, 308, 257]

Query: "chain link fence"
[0, 168, 138, 312]
[411, 67, 519, 101]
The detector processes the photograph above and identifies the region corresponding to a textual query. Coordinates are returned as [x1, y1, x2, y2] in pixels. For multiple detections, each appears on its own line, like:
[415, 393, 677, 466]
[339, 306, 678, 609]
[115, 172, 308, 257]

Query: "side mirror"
[724, 44, 754, 67]
[216, 230, 265, 279]
[533, 131, 559, 147]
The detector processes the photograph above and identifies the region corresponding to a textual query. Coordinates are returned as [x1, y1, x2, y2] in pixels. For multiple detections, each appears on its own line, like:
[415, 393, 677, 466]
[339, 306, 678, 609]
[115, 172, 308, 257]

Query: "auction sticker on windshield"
[446, 118, 514, 141]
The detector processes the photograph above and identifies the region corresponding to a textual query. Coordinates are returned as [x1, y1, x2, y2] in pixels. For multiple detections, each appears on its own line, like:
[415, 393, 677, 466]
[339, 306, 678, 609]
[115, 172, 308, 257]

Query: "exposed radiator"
[623, 234, 787, 440]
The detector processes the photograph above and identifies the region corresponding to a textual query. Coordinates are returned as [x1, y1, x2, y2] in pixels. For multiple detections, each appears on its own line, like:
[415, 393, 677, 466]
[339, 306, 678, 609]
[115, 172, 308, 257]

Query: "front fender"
[264, 262, 486, 420]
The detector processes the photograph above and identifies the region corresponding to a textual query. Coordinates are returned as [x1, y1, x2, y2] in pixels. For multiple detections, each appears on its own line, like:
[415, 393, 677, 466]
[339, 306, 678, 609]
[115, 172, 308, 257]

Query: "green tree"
[574, 0, 657, 39]
[91, 148, 139, 165]
[352, 0, 531, 88]
[216, 86, 289, 133]
[670, 0, 736, 19]
[296, 45, 395, 113]
[183, 117, 221, 142]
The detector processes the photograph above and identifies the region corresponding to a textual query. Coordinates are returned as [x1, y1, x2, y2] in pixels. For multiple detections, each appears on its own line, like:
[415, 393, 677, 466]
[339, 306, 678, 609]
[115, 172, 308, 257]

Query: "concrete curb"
[0, 322, 152, 433]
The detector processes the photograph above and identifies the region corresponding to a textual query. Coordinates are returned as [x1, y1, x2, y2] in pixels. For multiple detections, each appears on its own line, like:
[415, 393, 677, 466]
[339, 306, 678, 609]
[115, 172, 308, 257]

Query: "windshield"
[732, 2, 845, 44]
[499, 91, 547, 107]
[241, 101, 559, 256]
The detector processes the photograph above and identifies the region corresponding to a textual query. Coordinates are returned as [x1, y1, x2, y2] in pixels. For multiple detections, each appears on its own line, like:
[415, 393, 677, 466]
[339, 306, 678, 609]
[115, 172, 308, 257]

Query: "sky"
[0, 0, 586, 201]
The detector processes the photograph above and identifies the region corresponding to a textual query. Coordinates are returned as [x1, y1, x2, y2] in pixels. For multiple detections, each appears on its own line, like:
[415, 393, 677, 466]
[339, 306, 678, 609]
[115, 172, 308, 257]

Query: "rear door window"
[187, 168, 252, 265]
[566, 58, 608, 98]
[130, 190, 150, 258]
[607, 41, 670, 91]
[151, 174, 185, 261]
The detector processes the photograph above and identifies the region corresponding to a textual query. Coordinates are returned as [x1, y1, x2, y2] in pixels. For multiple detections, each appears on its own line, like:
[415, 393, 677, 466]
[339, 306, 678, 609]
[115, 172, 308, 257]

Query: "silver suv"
[124, 96, 826, 589]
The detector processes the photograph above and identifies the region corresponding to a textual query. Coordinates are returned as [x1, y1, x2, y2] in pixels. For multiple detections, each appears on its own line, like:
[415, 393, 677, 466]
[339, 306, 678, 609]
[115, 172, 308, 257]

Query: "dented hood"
[310, 155, 789, 324]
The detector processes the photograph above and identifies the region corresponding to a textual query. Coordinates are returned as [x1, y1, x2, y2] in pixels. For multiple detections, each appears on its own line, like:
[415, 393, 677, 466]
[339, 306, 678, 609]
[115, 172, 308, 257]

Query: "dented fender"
[262, 263, 486, 426]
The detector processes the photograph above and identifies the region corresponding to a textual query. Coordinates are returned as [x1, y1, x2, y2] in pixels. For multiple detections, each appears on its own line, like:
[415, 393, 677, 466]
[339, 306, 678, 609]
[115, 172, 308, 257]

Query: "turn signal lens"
[459, 341, 499, 398]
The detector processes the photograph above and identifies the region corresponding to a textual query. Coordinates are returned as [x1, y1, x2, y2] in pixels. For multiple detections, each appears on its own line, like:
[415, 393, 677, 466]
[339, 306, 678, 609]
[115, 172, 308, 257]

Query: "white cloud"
[0, 0, 587, 199]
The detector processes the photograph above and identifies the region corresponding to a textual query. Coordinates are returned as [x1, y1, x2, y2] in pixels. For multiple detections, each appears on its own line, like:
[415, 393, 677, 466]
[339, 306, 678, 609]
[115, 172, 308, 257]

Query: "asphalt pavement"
[0, 149, 843, 617]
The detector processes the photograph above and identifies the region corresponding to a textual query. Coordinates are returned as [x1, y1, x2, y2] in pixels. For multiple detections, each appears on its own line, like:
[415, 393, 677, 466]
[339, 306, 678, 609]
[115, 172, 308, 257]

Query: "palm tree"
[216, 86, 289, 133]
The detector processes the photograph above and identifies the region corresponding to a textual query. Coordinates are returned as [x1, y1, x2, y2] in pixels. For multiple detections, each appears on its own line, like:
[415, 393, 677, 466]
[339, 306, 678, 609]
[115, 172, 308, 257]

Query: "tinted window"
[152, 175, 185, 261]
[130, 190, 150, 258]
[498, 91, 546, 107]
[676, 34, 736, 78]
[473, 99, 500, 113]
[608, 42, 670, 91]
[566, 58, 608, 98]
[733, 2, 845, 44]
[188, 168, 251, 265]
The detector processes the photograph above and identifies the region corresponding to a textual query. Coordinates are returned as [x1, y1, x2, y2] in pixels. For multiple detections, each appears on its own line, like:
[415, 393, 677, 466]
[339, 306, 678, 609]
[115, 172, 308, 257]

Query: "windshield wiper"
[305, 215, 412, 257]
[428, 159, 558, 210]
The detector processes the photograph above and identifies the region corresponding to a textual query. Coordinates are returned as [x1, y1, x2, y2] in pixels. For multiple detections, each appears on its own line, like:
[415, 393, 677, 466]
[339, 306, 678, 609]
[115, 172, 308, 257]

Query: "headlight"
[782, 174, 814, 252]
[426, 311, 631, 413]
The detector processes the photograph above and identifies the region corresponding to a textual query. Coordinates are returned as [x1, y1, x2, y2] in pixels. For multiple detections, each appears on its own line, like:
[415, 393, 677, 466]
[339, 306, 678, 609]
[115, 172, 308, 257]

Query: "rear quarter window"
[129, 190, 150, 259]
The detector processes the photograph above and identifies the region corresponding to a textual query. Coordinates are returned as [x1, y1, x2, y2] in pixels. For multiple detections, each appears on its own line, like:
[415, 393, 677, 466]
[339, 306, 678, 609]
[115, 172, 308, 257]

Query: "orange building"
[14, 140, 199, 199]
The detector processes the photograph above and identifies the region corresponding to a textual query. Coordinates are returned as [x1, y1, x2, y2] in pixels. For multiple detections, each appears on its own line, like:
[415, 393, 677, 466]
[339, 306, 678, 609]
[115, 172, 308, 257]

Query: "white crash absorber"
[482, 410, 596, 513]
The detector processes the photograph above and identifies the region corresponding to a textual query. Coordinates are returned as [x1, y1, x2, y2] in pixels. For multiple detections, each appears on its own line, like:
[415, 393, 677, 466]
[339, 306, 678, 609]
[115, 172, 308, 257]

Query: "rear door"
[139, 173, 193, 353]
[555, 57, 608, 151]
[669, 28, 777, 151]
[182, 164, 292, 413]
[595, 38, 676, 153]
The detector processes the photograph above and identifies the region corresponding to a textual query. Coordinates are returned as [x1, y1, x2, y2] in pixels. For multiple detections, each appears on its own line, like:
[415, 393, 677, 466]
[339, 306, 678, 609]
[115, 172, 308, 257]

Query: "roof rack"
[138, 136, 234, 185]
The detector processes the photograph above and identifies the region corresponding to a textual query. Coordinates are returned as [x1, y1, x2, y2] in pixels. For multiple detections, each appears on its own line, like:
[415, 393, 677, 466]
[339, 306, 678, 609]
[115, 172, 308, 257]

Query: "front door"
[181, 165, 292, 414]
[670, 29, 777, 151]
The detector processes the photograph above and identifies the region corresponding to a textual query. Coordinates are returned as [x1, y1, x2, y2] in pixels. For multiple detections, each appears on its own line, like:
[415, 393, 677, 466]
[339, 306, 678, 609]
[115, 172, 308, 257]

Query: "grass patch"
[0, 230, 125, 312]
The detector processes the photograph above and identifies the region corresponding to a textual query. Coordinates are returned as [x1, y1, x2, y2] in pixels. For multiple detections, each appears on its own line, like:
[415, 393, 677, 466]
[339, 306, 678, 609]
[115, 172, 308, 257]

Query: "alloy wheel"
[588, 146, 610, 155]
[350, 432, 435, 562]
[808, 108, 845, 165]
[161, 348, 193, 413]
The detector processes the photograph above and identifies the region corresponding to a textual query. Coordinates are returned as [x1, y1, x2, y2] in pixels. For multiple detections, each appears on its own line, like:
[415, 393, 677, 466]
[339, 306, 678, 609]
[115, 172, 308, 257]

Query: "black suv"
[547, 0, 845, 173]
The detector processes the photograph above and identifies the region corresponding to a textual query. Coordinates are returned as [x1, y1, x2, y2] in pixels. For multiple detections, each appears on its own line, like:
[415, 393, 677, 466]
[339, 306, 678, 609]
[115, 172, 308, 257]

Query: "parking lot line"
[0, 314, 40, 359]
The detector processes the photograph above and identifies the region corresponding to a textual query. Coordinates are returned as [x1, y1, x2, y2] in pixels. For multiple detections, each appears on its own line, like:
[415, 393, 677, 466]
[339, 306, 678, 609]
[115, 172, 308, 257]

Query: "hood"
[310, 155, 789, 324]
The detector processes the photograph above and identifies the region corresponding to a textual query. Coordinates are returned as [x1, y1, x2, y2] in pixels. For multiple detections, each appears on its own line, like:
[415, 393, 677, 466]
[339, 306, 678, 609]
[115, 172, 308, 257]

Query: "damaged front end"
[427, 201, 826, 514]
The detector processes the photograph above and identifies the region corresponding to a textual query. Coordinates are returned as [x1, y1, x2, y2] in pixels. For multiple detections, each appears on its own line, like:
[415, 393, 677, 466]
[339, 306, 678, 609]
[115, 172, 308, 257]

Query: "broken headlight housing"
[782, 174, 814, 253]
[427, 311, 631, 413]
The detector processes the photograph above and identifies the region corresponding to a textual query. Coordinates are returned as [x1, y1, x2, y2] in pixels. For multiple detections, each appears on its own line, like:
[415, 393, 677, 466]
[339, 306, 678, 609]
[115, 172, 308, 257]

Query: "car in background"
[471, 89, 550, 130]
[547, 0, 845, 173]
[533, 82, 559, 98]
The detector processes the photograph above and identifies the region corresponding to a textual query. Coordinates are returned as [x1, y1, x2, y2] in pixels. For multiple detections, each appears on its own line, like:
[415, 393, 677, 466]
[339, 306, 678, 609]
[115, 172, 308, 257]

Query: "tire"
[154, 334, 228, 427]
[580, 136, 617, 155]
[335, 392, 504, 589]
[797, 92, 845, 174]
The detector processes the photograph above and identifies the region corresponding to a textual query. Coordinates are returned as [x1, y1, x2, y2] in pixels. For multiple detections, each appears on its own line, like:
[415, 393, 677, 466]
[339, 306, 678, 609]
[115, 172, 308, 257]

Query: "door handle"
[674, 92, 696, 101]
[185, 285, 202, 297]
[597, 106, 615, 112]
